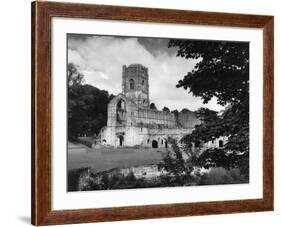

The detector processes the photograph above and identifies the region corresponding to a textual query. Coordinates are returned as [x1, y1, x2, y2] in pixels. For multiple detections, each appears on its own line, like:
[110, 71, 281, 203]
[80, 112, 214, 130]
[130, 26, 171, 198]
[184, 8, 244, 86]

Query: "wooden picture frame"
[31, 1, 274, 226]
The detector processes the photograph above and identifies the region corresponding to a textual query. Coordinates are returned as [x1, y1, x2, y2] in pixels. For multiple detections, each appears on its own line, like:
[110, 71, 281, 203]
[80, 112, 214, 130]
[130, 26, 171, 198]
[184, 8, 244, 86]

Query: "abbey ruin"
[100, 64, 201, 148]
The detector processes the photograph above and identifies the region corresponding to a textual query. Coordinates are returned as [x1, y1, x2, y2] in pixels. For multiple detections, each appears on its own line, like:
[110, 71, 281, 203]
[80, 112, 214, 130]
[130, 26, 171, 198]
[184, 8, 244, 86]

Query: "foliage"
[183, 108, 220, 144]
[158, 138, 197, 186]
[168, 40, 249, 106]
[162, 106, 170, 112]
[196, 148, 249, 177]
[198, 167, 248, 185]
[68, 63, 84, 87]
[168, 39, 249, 174]
[67, 63, 113, 140]
[79, 171, 155, 191]
[67, 167, 90, 192]
[150, 102, 157, 110]
[157, 139, 249, 187]
[171, 109, 179, 116]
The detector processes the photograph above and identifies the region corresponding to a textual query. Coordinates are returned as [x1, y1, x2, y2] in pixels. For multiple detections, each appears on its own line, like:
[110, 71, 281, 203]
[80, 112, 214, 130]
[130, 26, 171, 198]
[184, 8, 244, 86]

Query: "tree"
[67, 63, 112, 140]
[171, 109, 179, 116]
[168, 40, 249, 106]
[162, 106, 170, 112]
[183, 108, 221, 145]
[158, 138, 197, 186]
[168, 39, 249, 177]
[68, 63, 84, 87]
[150, 102, 157, 110]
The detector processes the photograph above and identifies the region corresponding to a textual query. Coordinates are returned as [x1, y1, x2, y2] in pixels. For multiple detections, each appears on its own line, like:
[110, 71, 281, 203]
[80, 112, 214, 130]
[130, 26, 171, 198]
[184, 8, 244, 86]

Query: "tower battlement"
[122, 64, 150, 108]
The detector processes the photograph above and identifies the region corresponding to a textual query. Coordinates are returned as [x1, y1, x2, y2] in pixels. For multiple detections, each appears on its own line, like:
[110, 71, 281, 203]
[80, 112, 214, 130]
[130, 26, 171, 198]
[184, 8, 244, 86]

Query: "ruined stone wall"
[106, 94, 138, 127]
[99, 63, 203, 149]
[135, 108, 176, 128]
[101, 126, 146, 147]
[203, 136, 229, 149]
[107, 94, 177, 129]
[100, 124, 192, 148]
[177, 109, 201, 128]
[142, 127, 193, 148]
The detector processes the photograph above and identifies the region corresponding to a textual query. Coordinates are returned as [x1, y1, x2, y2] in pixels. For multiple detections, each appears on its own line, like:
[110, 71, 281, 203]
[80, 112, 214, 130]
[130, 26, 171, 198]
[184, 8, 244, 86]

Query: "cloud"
[68, 35, 223, 112]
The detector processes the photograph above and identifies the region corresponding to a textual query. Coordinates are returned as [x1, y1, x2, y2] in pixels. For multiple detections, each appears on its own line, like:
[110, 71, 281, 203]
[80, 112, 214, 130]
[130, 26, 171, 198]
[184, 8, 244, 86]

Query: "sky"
[67, 34, 224, 112]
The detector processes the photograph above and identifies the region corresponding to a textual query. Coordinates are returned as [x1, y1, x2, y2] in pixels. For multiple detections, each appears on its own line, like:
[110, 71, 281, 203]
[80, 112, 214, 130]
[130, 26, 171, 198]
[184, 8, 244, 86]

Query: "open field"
[68, 142, 167, 173]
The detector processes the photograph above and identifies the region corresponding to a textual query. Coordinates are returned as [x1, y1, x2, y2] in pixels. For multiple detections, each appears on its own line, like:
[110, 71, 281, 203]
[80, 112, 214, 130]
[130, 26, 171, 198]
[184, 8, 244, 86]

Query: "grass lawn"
[68, 142, 167, 173]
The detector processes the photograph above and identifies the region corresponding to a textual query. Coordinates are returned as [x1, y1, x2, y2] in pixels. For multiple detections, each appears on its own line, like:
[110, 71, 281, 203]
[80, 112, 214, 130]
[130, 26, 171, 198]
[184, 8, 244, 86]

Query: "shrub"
[198, 167, 248, 185]
[68, 167, 90, 191]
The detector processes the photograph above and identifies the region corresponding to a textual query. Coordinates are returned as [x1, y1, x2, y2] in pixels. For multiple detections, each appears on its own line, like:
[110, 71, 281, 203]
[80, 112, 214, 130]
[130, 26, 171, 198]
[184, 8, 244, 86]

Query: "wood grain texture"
[31, 1, 274, 226]
[262, 17, 274, 210]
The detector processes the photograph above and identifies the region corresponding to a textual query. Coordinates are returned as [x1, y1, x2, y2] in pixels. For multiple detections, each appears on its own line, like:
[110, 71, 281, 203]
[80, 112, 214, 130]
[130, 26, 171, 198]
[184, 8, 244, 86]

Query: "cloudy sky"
[68, 34, 223, 112]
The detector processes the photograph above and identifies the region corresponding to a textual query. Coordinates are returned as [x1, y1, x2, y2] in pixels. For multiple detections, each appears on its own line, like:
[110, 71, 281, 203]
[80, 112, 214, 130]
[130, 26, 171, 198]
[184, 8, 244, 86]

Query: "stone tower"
[122, 64, 150, 108]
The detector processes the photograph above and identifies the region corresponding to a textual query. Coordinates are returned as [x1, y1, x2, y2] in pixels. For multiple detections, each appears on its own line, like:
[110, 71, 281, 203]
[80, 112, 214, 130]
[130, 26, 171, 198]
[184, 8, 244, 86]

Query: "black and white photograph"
[67, 34, 249, 192]
[1, 0, 278, 226]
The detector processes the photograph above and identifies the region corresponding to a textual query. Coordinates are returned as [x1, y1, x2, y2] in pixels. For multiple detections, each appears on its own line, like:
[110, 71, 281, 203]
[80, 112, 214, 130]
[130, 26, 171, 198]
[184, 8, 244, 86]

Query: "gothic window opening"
[129, 79, 134, 89]
[116, 99, 126, 124]
[219, 140, 223, 148]
[140, 122, 143, 132]
[142, 80, 145, 85]
[119, 136, 124, 146]
[117, 99, 125, 110]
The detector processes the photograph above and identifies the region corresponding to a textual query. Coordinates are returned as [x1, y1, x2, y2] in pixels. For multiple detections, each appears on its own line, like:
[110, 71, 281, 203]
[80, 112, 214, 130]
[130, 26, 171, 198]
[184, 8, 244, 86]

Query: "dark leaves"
[169, 39, 249, 106]
[67, 63, 113, 140]
[169, 39, 249, 174]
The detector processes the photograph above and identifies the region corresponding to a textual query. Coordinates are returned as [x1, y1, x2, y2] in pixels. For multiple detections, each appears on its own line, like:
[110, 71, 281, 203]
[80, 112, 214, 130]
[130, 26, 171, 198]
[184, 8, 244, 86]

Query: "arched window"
[119, 136, 124, 146]
[142, 80, 145, 85]
[116, 99, 126, 124]
[116, 99, 125, 110]
[129, 79, 134, 89]
[140, 122, 143, 132]
[219, 140, 223, 148]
